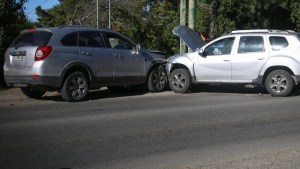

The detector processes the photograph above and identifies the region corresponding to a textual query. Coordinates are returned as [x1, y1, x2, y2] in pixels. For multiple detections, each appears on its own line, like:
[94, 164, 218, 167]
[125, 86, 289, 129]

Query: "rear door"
[78, 31, 113, 82]
[231, 35, 269, 81]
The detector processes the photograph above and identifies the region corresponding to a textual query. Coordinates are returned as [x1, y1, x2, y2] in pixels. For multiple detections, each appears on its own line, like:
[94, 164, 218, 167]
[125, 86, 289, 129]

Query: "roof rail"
[231, 29, 269, 34]
[57, 25, 111, 30]
[230, 29, 294, 34]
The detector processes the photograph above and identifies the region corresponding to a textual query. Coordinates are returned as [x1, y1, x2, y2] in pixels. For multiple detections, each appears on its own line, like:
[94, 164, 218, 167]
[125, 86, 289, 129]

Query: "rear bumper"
[4, 74, 61, 88]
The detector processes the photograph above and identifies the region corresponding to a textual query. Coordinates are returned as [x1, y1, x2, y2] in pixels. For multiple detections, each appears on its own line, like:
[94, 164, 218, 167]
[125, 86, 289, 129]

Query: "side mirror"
[135, 44, 141, 53]
[198, 49, 207, 57]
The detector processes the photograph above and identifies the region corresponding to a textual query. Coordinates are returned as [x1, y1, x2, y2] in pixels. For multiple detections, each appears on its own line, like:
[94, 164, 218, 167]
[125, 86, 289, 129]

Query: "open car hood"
[172, 25, 206, 52]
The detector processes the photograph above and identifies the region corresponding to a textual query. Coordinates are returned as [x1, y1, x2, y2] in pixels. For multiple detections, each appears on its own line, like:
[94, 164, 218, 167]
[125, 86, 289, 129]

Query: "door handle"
[114, 54, 123, 59]
[257, 57, 264, 60]
[80, 51, 91, 56]
[223, 59, 230, 61]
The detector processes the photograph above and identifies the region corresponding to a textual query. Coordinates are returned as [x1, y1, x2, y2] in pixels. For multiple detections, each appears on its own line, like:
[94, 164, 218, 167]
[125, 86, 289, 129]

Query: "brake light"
[3, 49, 6, 62]
[35, 46, 52, 61]
[32, 74, 40, 79]
[27, 28, 37, 32]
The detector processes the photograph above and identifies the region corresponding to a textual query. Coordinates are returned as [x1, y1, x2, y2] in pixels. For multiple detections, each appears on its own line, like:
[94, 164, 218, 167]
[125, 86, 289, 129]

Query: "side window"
[104, 33, 134, 50]
[61, 32, 77, 46]
[297, 34, 300, 41]
[269, 36, 288, 50]
[204, 37, 235, 56]
[79, 31, 105, 48]
[238, 36, 264, 53]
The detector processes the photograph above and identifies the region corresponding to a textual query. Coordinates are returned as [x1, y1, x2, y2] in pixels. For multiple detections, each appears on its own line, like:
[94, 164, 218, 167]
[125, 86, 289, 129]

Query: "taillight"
[35, 46, 52, 61]
[27, 28, 37, 32]
[3, 50, 6, 62]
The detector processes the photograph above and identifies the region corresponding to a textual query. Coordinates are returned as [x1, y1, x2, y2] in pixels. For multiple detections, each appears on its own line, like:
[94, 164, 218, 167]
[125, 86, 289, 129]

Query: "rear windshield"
[10, 31, 52, 48]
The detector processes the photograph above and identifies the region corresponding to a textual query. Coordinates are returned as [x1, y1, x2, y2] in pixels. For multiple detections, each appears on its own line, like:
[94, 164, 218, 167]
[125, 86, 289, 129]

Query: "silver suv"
[167, 25, 300, 96]
[4, 26, 167, 101]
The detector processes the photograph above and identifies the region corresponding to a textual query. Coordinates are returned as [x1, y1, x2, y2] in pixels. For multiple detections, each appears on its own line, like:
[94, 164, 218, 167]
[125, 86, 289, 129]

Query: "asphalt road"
[1, 85, 300, 169]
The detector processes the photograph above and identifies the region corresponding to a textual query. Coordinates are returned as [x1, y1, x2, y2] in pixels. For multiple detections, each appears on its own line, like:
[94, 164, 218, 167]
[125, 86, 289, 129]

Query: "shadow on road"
[38, 84, 300, 102]
[42, 86, 150, 102]
[192, 83, 300, 97]
[191, 84, 267, 94]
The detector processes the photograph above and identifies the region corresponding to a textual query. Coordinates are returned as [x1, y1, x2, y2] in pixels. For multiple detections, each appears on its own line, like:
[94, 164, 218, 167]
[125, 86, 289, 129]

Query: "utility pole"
[180, 0, 186, 54]
[188, 0, 195, 52]
[96, 0, 99, 27]
[109, 0, 111, 29]
[188, 0, 195, 30]
[180, 0, 196, 53]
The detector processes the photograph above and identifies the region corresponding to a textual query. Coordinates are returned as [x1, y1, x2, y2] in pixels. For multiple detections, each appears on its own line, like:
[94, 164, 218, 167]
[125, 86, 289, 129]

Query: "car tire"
[61, 71, 89, 102]
[21, 87, 46, 99]
[265, 70, 294, 97]
[148, 65, 167, 92]
[169, 68, 191, 93]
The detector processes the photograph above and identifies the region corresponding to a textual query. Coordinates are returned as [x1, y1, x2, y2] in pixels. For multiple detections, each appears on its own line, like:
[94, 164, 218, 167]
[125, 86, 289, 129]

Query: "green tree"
[34, 0, 300, 55]
[290, 0, 300, 30]
[141, 0, 180, 55]
[195, 0, 298, 38]
[34, 0, 180, 55]
[0, 0, 27, 87]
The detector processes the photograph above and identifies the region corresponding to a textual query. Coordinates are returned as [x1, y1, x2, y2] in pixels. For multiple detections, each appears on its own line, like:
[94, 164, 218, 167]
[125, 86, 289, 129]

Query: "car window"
[61, 32, 77, 46]
[204, 37, 235, 56]
[79, 31, 105, 48]
[269, 36, 288, 50]
[104, 33, 134, 50]
[10, 31, 52, 47]
[238, 36, 264, 53]
[297, 34, 300, 41]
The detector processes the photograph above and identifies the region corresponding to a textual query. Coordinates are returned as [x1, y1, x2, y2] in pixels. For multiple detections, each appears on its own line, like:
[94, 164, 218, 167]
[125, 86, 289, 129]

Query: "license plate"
[15, 56, 23, 61]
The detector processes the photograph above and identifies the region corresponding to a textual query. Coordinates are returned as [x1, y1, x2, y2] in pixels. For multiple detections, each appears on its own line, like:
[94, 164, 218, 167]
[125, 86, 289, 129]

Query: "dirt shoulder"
[0, 88, 60, 105]
[198, 150, 300, 169]
[0, 88, 27, 100]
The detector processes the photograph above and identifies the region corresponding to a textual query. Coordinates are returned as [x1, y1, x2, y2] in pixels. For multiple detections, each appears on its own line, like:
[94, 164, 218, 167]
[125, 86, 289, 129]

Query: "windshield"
[10, 31, 52, 48]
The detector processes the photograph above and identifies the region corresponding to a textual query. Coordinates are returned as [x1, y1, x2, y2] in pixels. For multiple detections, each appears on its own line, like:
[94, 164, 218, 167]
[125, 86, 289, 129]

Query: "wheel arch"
[170, 63, 192, 76]
[166, 56, 194, 77]
[262, 66, 295, 86]
[59, 62, 93, 88]
[146, 59, 166, 80]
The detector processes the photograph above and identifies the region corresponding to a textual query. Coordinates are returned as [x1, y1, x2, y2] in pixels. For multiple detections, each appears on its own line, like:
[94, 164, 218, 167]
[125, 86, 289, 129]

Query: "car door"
[194, 37, 235, 82]
[102, 32, 145, 83]
[78, 31, 113, 82]
[231, 35, 269, 81]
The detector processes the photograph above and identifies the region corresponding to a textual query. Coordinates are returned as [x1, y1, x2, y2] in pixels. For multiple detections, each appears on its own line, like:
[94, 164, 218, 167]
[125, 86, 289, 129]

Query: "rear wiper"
[14, 43, 33, 49]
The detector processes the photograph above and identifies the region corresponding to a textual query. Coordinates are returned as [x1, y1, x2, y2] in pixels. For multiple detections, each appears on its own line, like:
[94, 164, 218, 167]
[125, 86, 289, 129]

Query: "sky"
[24, 0, 59, 22]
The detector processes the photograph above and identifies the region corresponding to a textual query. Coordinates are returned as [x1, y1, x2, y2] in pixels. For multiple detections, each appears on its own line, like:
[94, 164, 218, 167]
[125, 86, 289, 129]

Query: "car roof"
[21, 26, 114, 34]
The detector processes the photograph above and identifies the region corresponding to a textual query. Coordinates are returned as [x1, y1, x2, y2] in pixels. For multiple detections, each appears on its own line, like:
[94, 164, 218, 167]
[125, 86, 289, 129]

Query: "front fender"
[166, 54, 194, 76]
[145, 58, 167, 77]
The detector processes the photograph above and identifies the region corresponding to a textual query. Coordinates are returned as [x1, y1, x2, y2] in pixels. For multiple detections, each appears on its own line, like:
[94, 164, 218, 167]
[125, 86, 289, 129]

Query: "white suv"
[166, 25, 300, 96]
